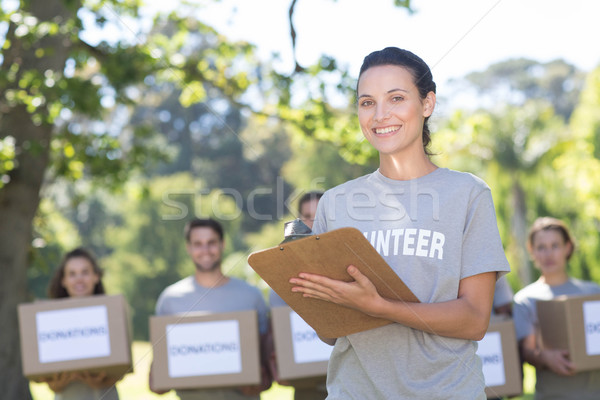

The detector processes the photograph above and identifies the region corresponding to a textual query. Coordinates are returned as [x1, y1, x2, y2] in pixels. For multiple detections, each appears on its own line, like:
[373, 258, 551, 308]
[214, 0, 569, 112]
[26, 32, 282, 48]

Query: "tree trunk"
[0, 0, 74, 396]
[511, 181, 531, 285]
[0, 105, 49, 399]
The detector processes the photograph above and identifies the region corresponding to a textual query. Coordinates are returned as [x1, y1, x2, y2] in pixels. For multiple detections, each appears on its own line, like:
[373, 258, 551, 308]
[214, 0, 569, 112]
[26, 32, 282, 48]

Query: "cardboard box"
[248, 227, 419, 338]
[18, 294, 133, 381]
[476, 317, 522, 399]
[537, 293, 600, 372]
[150, 310, 261, 391]
[271, 306, 331, 380]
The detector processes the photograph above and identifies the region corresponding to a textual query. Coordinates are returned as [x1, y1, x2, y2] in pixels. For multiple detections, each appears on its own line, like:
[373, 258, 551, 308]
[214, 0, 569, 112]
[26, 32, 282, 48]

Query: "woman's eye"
[360, 100, 373, 107]
[392, 96, 404, 102]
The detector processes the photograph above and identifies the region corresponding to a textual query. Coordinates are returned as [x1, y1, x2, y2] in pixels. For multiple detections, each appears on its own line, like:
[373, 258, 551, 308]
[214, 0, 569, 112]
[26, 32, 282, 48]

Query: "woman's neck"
[379, 153, 438, 181]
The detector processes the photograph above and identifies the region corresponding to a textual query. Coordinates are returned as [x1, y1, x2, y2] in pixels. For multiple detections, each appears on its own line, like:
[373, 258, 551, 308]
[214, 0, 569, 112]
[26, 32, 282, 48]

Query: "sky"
[3, 0, 598, 106]
[162, 0, 600, 91]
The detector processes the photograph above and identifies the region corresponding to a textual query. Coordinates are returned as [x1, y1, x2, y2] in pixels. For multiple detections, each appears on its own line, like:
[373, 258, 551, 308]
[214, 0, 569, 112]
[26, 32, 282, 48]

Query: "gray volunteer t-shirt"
[513, 278, 600, 400]
[312, 168, 510, 400]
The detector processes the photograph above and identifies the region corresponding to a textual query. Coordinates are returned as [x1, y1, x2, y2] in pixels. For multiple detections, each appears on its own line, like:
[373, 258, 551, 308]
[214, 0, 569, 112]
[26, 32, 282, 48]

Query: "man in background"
[269, 191, 328, 400]
[150, 218, 272, 400]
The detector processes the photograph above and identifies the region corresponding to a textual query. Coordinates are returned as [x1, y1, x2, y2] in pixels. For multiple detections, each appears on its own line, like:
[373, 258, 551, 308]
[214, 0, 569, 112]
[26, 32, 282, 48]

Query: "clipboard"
[247, 227, 419, 338]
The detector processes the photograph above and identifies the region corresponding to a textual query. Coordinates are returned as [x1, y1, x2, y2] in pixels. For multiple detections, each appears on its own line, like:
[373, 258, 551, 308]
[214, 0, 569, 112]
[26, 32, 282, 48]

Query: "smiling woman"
[289, 47, 511, 400]
[41, 248, 123, 400]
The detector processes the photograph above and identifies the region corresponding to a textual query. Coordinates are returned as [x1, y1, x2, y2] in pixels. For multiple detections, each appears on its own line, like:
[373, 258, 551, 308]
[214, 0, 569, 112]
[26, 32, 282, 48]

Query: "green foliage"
[95, 172, 249, 339]
[463, 58, 585, 119]
[28, 197, 83, 300]
[0, 136, 15, 188]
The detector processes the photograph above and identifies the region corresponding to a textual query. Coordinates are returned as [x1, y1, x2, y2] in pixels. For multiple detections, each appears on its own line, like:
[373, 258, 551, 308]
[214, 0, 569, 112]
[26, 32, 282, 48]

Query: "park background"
[1, 0, 600, 398]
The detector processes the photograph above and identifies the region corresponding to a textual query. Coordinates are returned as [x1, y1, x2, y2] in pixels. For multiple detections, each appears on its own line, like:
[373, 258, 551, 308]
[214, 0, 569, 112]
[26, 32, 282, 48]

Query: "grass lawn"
[30, 341, 293, 400]
[30, 341, 534, 399]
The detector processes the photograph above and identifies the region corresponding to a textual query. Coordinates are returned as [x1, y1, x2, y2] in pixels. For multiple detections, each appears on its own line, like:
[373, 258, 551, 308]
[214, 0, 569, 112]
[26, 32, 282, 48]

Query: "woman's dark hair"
[527, 217, 576, 261]
[358, 47, 437, 155]
[47, 247, 105, 298]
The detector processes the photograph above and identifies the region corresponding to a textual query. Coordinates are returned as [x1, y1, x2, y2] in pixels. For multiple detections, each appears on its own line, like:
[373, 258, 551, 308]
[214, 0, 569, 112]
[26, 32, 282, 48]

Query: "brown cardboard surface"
[248, 227, 419, 338]
[478, 317, 522, 399]
[271, 306, 330, 380]
[150, 310, 261, 391]
[537, 293, 600, 372]
[18, 294, 133, 381]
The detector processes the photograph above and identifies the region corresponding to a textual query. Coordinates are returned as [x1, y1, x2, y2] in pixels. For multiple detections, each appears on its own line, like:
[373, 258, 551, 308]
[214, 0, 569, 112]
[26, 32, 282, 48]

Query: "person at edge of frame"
[40, 248, 123, 400]
[513, 217, 600, 400]
[269, 191, 329, 400]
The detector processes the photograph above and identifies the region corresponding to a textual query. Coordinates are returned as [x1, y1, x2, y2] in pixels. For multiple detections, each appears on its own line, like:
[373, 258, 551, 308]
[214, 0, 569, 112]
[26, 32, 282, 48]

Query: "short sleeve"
[493, 276, 514, 307]
[155, 290, 168, 316]
[513, 295, 536, 341]
[461, 188, 510, 279]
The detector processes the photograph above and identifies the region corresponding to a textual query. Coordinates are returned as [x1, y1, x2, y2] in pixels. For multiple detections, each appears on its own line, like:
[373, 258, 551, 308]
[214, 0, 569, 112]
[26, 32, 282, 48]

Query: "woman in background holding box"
[42, 248, 122, 400]
[513, 217, 600, 399]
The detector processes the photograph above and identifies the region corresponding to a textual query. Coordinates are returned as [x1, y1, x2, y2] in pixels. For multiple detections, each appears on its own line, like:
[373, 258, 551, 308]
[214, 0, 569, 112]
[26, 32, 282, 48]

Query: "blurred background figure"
[513, 217, 600, 399]
[42, 247, 122, 400]
[268, 191, 328, 400]
[149, 218, 272, 400]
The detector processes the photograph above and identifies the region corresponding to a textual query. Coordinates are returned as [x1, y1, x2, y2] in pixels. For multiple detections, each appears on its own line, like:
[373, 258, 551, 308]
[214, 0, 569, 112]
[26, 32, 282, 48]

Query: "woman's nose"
[374, 105, 390, 122]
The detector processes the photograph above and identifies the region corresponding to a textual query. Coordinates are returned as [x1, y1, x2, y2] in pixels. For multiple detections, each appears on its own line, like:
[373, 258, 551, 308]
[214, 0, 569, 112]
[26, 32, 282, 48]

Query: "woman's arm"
[290, 265, 496, 341]
[519, 333, 575, 376]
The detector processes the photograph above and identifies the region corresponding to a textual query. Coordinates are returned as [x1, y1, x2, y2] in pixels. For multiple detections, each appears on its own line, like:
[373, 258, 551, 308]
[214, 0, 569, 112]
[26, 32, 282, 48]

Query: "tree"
[433, 100, 568, 286]
[460, 58, 585, 120]
[553, 65, 600, 283]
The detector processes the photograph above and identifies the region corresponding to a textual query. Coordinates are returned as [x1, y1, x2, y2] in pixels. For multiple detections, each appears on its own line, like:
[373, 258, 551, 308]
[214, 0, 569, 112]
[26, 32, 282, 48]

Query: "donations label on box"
[583, 300, 600, 356]
[36, 305, 111, 363]
[18, 294, 133, 381]
[166, 320, 242, 378]
[289, 312, 332, 364]
[476, 317, 522, 398]
[477, 331, 506, 388]
[150, 310, 261, 391]
[270, 306, 331, 380]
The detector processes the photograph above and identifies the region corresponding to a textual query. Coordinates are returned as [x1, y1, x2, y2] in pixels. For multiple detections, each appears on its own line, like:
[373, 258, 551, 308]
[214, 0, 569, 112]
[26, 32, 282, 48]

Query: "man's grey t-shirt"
[311, 168, 510, 400]
[513, 278, 600, 400]
[155, 276, 268, 334]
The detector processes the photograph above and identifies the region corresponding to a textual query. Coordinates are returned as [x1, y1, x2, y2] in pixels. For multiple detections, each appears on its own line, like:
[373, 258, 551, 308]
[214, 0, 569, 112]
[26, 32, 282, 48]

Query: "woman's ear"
[566, 241, 574, 260]
[423, 91, 436, 118]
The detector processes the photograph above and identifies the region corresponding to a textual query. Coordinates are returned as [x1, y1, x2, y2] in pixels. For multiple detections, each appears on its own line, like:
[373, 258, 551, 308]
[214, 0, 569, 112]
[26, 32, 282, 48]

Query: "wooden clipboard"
[247, 227, 419, 338]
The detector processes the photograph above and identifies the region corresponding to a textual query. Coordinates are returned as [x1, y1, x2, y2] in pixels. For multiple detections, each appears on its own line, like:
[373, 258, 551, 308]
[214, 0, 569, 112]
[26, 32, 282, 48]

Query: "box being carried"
[537, 293, 600, 372]
[149, 310, 261, 391]
[271, 306, 332, 381]
[476, 317, 522, 399]
[18, 294, 133, 381]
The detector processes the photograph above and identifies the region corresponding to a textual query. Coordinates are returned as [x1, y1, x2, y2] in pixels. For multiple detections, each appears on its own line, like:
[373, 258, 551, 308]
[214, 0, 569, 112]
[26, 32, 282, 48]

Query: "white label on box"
[583, 300, 600, 356]
[166, 320, 242, 378]
[36, 305, 111, 363]
[290, 311, 333, 364]
[476, 331, 506, 387]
